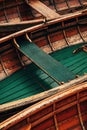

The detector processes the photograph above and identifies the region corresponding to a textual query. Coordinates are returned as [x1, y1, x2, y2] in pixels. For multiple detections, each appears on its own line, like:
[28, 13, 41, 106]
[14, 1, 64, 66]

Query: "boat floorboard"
[0, 43, 87, 104]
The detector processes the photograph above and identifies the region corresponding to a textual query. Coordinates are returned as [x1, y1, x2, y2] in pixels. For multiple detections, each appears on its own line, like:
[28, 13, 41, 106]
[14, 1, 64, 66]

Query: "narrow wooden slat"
[53, 103, 59, 130]
[3, 1, 9, 22]
[62, 21, 70, 45]
[25, 0, 60, 20]
[77, 93, 86, 130]
[16, 0, 22, 21]
[76, 17, 85, 42]
[0, 19, 44, 33]
[0, 56, 8, 76]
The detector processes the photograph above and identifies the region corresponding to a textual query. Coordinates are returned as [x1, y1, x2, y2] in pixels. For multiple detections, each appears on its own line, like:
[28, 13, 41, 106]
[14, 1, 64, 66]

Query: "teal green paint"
[17, 39, 75, 83]
[0, 42, 87, 104]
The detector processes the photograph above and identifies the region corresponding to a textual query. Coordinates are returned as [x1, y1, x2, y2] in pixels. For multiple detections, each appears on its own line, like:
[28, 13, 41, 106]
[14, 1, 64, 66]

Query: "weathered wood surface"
[0, 81, 87, 130]
[25, 0, 60, 20]
[0, 9, 86, 44]
[0, 7, 87, 113]
[0, 0, 87, 37]
[0, 19, 44, 33]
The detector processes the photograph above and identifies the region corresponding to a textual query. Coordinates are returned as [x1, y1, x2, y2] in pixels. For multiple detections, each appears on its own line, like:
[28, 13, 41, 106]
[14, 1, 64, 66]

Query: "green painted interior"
[17, 39, 75, 83]
[0, 43, 87, 104]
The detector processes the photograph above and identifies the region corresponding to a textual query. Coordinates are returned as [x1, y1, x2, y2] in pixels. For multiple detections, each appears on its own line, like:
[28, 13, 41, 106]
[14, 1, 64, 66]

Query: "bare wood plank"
[25, 0, 60, 20]
[0, 19, 44, 32]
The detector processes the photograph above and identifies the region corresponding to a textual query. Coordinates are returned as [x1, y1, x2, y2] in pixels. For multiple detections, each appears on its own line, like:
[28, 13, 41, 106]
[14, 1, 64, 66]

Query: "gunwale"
[0, 81, 87, 130]
[0, 9, 87, 43]
[0, 9, 87, 113]
[0, 74, 87, 113]
[0, 9, 87, 81]
[0, 0, 87, 128]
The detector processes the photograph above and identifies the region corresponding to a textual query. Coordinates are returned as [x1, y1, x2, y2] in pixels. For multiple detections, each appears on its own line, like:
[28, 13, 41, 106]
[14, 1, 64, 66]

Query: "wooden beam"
[0, 19, 44, 32]
[25, 0, 60, 20]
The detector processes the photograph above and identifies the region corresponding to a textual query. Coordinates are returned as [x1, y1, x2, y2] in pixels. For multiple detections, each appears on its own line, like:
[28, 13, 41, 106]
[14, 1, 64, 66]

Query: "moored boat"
[0, 81, 87, 130]
[0, 9, 87, 80]
[0, 8, 87, 123]
[0, 0, 87, 37]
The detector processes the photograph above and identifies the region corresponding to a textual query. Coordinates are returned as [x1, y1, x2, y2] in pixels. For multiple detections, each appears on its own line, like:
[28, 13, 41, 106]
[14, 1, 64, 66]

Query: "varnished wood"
[0, 82, 87, 130]
[77, 93, 86, 130]
[0, 7, 87, 112]
[25, 0, 60, 20]
[0, 4, 87, 128]
[0, 56, 8, 76]
[0, 0, 87, 37]
[0, 9, 87, 44]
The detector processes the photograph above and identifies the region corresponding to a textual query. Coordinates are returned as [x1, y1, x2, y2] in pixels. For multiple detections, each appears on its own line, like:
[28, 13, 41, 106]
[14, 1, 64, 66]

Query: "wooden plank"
[0, 19, 44, 32]
[16, 39, 75, 84]
[26, 0, 60, 20]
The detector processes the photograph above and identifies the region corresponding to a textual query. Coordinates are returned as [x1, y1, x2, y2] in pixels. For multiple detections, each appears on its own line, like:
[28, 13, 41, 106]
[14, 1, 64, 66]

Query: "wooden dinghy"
[0, 0, 87, 37]
[0, 82, 87, 130]
[0, 9, 87, 121]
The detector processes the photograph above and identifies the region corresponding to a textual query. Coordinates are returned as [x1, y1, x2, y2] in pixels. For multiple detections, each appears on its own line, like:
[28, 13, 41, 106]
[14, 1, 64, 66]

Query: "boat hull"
[0, 82, 87, 130]
[0, 5, 87, 122]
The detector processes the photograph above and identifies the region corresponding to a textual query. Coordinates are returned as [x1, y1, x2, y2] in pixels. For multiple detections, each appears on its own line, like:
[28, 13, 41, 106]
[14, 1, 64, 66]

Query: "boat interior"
[0, 0, 87, 23]
[41, 0, 87, 13]
[0, 0, 87, 127]
[0, 0, 87, 37]
[0, 10, 87, 103]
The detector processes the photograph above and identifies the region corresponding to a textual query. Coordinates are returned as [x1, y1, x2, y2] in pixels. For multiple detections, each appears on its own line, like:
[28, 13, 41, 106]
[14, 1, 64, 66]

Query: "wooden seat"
[16, 39, 75, 84]
[26, 0, 60, 20]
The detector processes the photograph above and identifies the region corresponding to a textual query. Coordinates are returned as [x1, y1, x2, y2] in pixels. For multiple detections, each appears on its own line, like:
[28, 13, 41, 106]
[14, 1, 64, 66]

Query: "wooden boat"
[0, 8, 87, 120]
[0, 81, 87, 130]
[0, 0, 87, 37]
[0, 0, 45, 38]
